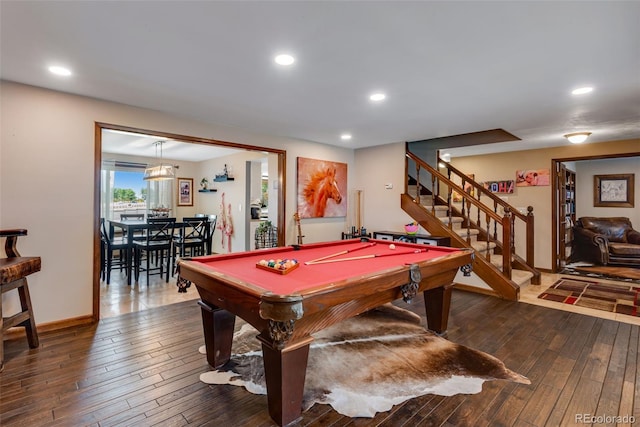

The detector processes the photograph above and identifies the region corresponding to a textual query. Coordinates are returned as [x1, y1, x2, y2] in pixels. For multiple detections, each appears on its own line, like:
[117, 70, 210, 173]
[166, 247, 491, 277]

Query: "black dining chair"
[100, 218, 129, 284]
[205, 214, 217, 254]
[133, 218, 176, 285]
[120, 213, 144, 220]
[171, 217, 210, 275]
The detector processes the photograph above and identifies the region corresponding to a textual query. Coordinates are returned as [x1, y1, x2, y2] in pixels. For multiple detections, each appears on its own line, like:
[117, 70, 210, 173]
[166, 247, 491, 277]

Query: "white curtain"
[101, 163, 116, 221]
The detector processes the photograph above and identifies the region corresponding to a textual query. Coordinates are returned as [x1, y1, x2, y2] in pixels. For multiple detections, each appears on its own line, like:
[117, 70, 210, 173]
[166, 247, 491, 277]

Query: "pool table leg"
[259, 336, 312, 427]
[198, 300, 236, 369]
[423, 284, 452, 335]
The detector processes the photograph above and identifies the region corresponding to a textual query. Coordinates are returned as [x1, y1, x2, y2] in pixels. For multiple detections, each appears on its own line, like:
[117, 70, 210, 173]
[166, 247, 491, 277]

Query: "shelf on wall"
[213, 175, 234, 182]
[198, 189, 218, 193]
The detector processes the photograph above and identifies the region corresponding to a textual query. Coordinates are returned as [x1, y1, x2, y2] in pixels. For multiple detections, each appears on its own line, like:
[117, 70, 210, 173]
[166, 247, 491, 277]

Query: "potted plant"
[200, 178, 209, 190]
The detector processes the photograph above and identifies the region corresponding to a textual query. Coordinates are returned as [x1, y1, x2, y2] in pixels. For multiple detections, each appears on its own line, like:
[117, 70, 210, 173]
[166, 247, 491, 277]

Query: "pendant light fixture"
[143, 140, 175, 181]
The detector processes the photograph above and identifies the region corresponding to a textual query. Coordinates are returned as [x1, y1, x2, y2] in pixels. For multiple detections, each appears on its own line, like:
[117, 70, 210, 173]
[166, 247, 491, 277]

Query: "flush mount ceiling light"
[369, 92, 386, 102]
[571, 86, 593, 95]
[564, 132, 592, 144]
[274, 54, 295, 66]
[340, 133, 352, 141]
[48, 65, 72, 76]
[143, 141, 175, 181]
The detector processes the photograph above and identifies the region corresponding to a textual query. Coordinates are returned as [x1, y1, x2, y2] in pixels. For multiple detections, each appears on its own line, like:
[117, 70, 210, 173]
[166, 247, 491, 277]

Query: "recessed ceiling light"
[564, 132, 592, 144]
[274, 54, 295, 66]
[571, 86, 593, 95]
[340, 133, 352, 141]
[369, 93, 386, 102]
[48, 65, 72, 76]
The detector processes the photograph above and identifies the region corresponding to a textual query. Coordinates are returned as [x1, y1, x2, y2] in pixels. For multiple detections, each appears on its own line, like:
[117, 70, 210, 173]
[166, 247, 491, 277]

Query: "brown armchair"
[571, 217, 640, 266]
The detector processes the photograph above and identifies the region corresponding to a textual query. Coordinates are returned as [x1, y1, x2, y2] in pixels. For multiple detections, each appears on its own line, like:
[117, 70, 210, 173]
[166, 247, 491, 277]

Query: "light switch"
[385, 183, 393, 190]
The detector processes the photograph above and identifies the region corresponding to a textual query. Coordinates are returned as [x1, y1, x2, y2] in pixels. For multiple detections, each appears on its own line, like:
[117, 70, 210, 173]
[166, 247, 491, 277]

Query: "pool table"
[177, 238, 473, 426]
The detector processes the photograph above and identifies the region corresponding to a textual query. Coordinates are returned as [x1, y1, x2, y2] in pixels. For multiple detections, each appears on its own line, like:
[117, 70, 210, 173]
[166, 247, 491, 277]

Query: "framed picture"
[516, 169, 550, 187]
[296, 157, 347, 218]
[594, 174, 635, 207]
[177, 177, 194, 206]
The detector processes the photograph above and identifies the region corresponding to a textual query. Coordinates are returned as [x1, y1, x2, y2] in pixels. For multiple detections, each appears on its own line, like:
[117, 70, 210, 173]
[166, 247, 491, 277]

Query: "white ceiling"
[101, 129, 242, 162]
[1, 1, 639, 158]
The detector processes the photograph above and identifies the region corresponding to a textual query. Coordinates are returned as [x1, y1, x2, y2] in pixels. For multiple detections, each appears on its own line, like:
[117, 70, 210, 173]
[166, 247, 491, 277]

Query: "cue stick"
[304, 242, 377, 265]
[307, 248, 428, 265]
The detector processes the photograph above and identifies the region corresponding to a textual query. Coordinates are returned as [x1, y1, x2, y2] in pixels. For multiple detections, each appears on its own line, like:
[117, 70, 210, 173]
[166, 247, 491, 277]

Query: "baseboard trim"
[3, 315, 95, 340]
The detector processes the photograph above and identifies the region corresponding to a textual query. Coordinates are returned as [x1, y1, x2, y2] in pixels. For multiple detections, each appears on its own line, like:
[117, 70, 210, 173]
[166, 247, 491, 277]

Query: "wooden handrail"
[438, 156, 530, 222]
[405, 150, 535, 275]
[406, 151, 502, 222]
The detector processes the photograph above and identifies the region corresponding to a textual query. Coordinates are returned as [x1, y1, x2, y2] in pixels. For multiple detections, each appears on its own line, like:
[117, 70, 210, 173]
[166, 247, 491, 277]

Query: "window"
[101, 161, 173, 220]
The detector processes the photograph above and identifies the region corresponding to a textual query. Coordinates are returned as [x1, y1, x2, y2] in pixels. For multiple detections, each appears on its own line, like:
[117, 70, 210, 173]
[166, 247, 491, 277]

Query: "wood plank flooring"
[2, 288, 639, 426]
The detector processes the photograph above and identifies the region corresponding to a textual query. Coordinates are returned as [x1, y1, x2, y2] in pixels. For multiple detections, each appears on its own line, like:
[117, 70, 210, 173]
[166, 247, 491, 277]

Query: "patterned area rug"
[539, 278, 640, 317]
[198, 304, 529, 418]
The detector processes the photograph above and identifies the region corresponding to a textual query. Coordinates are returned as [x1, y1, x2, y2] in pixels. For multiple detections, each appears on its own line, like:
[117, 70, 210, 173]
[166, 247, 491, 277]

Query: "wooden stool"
[0, 229, 41, 372]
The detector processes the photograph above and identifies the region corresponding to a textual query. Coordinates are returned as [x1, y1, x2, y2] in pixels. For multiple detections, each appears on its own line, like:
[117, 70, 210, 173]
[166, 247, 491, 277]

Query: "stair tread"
[439, 216, 464, 224]
[471, 241, 497, 251]
[511, 269, 534, 286]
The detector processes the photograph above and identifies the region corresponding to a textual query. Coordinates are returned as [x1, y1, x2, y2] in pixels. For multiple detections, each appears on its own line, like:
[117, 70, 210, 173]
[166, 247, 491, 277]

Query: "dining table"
[109, 217, 215, 286]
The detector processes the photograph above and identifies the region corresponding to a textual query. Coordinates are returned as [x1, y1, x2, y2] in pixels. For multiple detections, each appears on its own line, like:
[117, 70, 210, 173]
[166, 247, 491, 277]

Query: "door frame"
[550, 151, 640, 272]
[93, 122, 287, 320]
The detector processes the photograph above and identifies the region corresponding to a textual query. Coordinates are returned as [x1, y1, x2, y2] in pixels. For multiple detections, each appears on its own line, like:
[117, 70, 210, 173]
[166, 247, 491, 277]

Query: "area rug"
[538, 278, 639, 317]
[198, 304, 530, 418]
[561, 262, 640, 284]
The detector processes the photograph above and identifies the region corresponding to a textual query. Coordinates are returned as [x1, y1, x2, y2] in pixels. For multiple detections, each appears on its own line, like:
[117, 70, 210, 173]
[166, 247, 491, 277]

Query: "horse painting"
[297, 158, 347, 218]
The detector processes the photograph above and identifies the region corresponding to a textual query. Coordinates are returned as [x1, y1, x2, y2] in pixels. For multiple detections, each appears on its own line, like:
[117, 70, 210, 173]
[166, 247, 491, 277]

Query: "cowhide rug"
[199, 304, 530, 418]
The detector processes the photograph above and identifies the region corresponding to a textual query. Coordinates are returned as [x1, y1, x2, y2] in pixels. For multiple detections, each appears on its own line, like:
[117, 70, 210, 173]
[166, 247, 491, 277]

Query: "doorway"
[93, 122, 286, 320]
[551, 151, 640, 273]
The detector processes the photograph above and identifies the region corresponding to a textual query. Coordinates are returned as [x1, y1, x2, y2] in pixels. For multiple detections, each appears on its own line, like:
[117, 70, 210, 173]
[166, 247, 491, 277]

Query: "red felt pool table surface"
[187, 239, 460, 295]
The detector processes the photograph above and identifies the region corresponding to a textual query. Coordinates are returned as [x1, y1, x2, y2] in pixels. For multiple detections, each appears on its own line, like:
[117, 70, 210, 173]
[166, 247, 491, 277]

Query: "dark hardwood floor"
[1, 290, 638, 426]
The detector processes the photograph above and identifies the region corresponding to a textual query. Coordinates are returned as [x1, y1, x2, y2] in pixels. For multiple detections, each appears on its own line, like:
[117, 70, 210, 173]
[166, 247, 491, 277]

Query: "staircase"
[403, 151, 540, 301]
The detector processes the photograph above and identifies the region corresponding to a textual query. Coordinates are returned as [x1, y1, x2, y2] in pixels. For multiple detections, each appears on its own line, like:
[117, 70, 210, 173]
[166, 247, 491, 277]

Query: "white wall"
[354, 142, 415, 233]
[197, 150, 266, 253]
[575, 157, 640, 225]
[0, 81, 354, 324]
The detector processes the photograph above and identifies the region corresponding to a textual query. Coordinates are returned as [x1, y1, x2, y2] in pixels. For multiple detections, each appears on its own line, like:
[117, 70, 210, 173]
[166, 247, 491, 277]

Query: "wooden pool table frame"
[178, 239, 473, 426]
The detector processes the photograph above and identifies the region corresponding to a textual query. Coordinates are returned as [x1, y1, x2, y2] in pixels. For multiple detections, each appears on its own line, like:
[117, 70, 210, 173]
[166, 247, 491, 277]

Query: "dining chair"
[171, 217, 210, 275]
[100, 218, 129, 284]
[133, 218, 176, 285]
[120, 213, 146, 240]
[206, 214, 217, 254]
[120, 213, 144, 220]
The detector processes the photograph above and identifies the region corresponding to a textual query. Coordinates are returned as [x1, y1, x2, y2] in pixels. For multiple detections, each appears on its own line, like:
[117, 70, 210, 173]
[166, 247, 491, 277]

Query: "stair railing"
[405, 150, 535, 276]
